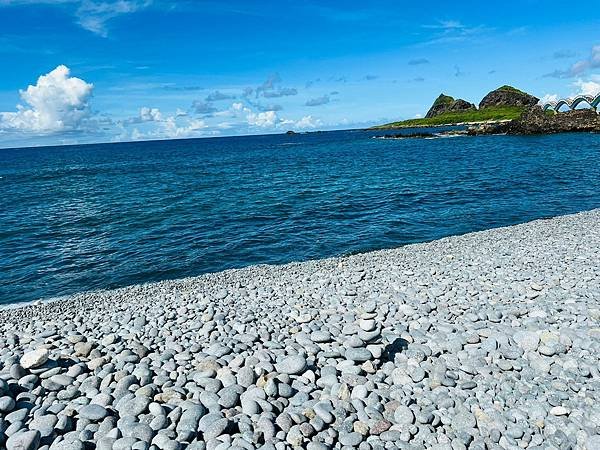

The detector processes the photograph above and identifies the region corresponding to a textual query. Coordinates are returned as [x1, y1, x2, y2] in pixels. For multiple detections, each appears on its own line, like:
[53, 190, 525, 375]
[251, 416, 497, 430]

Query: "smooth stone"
[29, 414, 58, 437]
[276, 355, 308, 375]
[345, 348, 372, 362]
[451, 410, 476, 431]
[203, 418, 230, 440]
[49, 439, 85, 450]
[339, 432, 363, 446]
[358, 319, 376, 332]
[311, 331, 332, 343]
[0, 395, 16, 412]
[549, 406, 570, 416]
[198, 413, 223, 433]
[394, 406, 415, 426]
[20, 349, 50, 369]
[176, 404, 206, 441]
[79, 404, 109, 421]
[513, 331, 539, 351]
[6, 430, 41, 450]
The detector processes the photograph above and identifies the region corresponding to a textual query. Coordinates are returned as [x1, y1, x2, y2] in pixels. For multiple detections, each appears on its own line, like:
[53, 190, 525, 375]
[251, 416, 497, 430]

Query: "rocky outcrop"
[468, 107, 600, 135]
[426, 94, 476, 118]
[479, 85, 539, 109]
[507, 107, 600, 134]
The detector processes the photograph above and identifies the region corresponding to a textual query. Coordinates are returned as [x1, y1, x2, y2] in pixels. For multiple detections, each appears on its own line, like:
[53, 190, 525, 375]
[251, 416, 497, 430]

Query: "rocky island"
[374, 85, 599, 137]
[424, 94, 476, 119]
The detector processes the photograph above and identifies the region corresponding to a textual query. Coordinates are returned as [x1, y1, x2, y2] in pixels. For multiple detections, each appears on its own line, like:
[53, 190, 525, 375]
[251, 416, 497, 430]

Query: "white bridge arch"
[541, 93, 600, 113]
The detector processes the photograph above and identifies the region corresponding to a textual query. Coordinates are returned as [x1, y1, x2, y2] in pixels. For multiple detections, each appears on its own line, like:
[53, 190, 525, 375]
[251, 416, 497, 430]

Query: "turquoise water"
[1, 130, 599, 305]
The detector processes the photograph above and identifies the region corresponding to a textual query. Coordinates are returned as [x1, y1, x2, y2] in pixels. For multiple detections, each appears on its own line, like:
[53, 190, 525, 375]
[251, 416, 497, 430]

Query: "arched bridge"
[541, 93, 600, 113]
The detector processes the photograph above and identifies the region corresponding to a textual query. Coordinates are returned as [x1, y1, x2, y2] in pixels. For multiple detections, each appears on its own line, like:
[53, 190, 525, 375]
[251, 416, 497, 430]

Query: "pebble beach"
[1, 209, 599, 450]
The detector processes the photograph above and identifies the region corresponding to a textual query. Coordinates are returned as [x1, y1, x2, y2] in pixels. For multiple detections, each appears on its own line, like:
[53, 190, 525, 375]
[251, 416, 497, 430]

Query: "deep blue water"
[1, 129, 599, 305]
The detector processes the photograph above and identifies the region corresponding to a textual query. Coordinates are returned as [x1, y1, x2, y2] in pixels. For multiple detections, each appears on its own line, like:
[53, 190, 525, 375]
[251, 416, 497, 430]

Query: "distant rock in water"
[285, 130, 297, 135]
[479, 85, 539, 109]
[425, 94, 476, 118]
[375, 131, 437, 139]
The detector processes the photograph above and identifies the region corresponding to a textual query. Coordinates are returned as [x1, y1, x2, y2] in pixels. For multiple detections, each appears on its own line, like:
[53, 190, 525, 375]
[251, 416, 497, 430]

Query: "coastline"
[1, 209, 600, 449]
[370, 118, 512, 130]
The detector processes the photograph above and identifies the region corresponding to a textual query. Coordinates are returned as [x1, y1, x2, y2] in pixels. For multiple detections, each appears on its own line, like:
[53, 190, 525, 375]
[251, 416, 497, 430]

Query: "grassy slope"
[495, 85, 526, 94]
[431, 94, 455, 107]
[372, 106, 525, 129]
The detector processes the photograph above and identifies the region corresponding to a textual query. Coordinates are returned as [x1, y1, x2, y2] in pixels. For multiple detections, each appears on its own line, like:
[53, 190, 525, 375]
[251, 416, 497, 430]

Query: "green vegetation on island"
[430, 94, 455, 108]
[493, 85, 526, 94]
[373, 85, 539, 129]
[372, 106, 526, 129]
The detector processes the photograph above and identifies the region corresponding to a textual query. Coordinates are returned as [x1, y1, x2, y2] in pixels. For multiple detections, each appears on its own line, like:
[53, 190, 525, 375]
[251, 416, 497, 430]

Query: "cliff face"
[479, 85, 539, 109]
[426, 94, 476, 118]
[507, 107, 600, 134]
[469, 107, 600, 135]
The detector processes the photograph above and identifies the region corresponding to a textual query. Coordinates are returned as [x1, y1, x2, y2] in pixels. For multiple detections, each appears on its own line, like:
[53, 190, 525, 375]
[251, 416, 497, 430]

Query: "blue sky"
[0, 0, 599, 148]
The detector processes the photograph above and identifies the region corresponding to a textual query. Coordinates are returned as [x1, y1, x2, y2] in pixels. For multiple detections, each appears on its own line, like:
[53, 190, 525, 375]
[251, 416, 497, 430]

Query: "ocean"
[1, 129, 599, 305]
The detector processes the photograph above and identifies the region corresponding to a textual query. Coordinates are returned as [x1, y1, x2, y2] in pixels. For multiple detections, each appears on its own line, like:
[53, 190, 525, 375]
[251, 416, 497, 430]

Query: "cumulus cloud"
[161, 116, 206, 138]
[305, 95, 330, 107]
[125, 111, 208, 140]
[0, 64, 94, 133]
[538, 94, 559, 105]
[246, 110, 278, 127]
[225, 101, 323, 131]
[572, 78, 600, 96]
[293, 115, 322, 129]
[139, 106, 161, 121]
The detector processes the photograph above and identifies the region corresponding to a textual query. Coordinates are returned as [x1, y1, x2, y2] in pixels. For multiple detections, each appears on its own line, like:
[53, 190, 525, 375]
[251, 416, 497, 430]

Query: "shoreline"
[0, 208, 588, 313]
[370, 119, 512, 130]
[1, 209, 599, 449]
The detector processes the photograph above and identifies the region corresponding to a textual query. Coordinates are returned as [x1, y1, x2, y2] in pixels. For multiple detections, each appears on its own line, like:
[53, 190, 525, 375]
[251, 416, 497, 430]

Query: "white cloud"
[0, 0, 152, 37]
[123, 108, 207, 141]
[293, 115, 322, 129]
[572, 78, 600, 97]
[0, 64, 94, 133]
[546, 45, 600, 78]
[139, 106, 162, 121]
[538, 94, 559, 104]
[161, 117, 206, 138]
[78, 0, 152, 37]
[247, 110, 277, 127]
